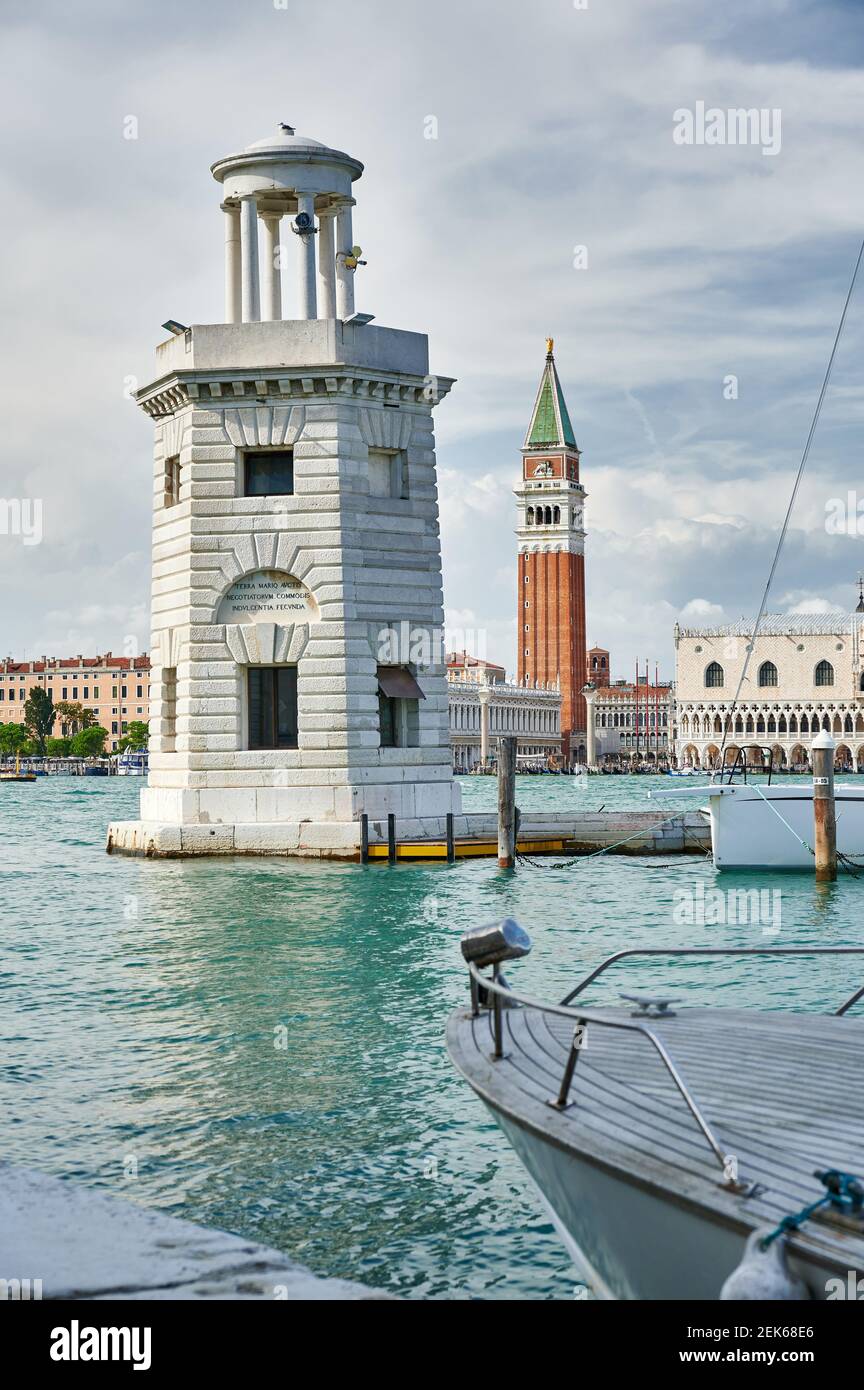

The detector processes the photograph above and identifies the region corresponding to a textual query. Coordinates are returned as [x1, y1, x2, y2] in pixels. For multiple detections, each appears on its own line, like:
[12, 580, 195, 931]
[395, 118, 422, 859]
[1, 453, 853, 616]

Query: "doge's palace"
[674, 602, 864, 771]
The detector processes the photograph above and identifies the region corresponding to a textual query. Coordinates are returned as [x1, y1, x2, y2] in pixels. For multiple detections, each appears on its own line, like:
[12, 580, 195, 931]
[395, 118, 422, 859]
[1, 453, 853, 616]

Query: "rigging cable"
[718, 236, 864, 767]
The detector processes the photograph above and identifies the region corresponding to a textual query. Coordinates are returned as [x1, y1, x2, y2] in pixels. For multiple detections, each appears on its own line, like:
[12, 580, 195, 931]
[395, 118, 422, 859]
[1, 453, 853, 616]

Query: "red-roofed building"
[0, 654, 151, 750]
[446, 650, 506, 684]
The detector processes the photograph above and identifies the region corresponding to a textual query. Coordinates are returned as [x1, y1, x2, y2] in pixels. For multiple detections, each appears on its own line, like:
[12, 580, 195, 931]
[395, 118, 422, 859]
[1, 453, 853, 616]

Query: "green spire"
[524, 339, 577, 450]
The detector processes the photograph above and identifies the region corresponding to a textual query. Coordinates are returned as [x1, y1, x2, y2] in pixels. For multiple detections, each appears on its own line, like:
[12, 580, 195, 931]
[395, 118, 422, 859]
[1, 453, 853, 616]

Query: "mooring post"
[812, 731, 837, 882]
[387, 813, 397, 864]
[446, 812, 455, 863]
[360, 813, 369, 864]
[497, 736, 518, 869]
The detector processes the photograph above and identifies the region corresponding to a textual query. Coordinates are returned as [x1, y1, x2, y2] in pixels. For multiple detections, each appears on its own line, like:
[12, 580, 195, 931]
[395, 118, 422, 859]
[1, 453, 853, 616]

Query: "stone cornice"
[137, 369, 455, 420]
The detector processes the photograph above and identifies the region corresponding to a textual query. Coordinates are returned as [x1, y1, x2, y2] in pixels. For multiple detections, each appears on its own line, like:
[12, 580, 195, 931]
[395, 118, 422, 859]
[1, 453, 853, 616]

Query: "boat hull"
[490, 1104, 846, 1299]
[447, 999, 864, 1300]
[706, 784, 864, 870]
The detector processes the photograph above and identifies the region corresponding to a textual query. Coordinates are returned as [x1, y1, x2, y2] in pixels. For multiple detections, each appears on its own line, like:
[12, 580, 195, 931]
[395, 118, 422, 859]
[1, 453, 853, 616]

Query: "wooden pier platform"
[364, 811, 710, 862]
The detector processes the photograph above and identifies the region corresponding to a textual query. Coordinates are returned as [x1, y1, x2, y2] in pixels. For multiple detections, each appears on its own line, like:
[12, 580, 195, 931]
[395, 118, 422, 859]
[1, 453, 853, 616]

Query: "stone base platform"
[0, 1161, 391, 1300]
[106, 810, 711, 860]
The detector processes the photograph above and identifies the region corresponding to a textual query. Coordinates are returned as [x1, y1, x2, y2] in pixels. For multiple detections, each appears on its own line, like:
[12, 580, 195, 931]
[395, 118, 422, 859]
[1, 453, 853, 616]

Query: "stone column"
[260, 212, 282, 322]
[222, 203, 241, 324]
[584, 686, 598, 769]
[317, 210, 337, 319]
[239, 197, 260, 323]
[335, 200, 355, 319]
[296, 193, 318, 320]
[479, 685, 491, 770]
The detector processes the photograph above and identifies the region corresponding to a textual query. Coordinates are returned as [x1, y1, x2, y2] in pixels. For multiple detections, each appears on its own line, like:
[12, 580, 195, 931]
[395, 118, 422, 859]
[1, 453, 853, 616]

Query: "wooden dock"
[364, 811, 710, 861]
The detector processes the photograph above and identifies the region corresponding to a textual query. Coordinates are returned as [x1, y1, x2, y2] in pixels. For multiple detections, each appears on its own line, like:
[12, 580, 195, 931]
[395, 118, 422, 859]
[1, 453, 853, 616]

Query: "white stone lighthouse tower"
[109, 125, 460, 857]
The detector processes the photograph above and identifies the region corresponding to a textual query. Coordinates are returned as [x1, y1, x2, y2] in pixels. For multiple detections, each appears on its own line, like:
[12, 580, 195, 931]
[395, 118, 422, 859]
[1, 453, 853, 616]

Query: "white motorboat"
[116, 749, 148, 777]
[447, 923, 864, 1300]
[652, 780, 864, 870]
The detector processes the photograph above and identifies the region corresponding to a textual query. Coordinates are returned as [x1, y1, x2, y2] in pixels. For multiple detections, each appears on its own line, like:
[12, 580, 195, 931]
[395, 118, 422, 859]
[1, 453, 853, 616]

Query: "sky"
[3, 0, 864, 681]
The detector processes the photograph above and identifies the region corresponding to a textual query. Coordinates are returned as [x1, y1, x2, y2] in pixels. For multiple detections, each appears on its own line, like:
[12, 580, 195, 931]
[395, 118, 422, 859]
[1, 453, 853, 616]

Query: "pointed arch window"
[704, 661, 724, 688]
[815, 660, 834, 687]
[758, 661, 778, 688]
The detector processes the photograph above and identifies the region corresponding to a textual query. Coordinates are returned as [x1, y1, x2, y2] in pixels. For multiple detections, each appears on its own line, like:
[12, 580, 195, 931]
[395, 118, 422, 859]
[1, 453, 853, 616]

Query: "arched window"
[758, 661, 778, 688]
[553, 506, 561, 524]
[545, 507, 553, 525]
[705, 662, 724, 688]
[815, 660, 834, 687]
[527, 507, 534, 525]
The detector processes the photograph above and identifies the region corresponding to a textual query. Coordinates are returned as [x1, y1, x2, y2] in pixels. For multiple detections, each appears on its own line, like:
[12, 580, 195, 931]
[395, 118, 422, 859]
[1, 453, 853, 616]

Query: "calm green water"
[1, 776, 861, 1298]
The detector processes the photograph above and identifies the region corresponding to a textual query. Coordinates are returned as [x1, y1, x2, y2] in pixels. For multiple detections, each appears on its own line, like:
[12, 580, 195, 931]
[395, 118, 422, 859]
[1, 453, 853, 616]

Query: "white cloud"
[2, 0, 864, 683]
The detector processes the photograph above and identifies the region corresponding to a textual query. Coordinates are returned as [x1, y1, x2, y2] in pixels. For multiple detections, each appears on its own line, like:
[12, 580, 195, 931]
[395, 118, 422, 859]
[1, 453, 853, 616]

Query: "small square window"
[164, 456, 181, 507]
[368, 449, 408, 500]
[244, 450, 294, 498]
[377, 666, 423, 747]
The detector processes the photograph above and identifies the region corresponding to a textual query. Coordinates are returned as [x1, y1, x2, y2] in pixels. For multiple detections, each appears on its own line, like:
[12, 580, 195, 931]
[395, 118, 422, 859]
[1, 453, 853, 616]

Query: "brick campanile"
[516, 340, 587, 762]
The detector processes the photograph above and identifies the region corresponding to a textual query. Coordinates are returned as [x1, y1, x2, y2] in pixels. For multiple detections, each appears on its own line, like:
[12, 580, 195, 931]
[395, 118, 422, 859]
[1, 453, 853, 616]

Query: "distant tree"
[54, 701, 96, 736]
[23, 686, 55, 755]
[45, 736, 72, 757]
[116, 720, 149, 753]
[70, 726, 108, 758]
[0, 722, 30, 756]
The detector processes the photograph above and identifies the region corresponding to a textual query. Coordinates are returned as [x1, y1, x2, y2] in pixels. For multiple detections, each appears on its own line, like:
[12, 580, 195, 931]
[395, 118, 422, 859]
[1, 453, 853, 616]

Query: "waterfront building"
[516, 341, 587, 765]
[0, 654, 150, 751]
[674, 605, 864, 770]
[584, 678, 673, 767]
[448, 671, 562, 771]
[110, 125, 459, 856]
[446, 650, 505, 684]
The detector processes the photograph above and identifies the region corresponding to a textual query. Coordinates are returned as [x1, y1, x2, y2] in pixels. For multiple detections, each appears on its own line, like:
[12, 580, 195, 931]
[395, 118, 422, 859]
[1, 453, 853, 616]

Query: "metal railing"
[560, 947, 864, 1017]
[467, 945, 864, 1188]
[468, 960, 735, 1182]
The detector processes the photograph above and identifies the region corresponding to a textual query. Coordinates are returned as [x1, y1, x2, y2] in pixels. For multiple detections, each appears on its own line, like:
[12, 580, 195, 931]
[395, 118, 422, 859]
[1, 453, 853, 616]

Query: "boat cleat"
[620, 993, 680, 1018]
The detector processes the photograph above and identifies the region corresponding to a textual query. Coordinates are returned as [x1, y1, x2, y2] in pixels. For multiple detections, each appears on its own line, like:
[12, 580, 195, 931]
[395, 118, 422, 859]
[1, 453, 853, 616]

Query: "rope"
[512, 808, 702, 870]
[718, 236, 864, 766]
[760, 1169, 864, 1250]
[748, 781, 813, 856]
